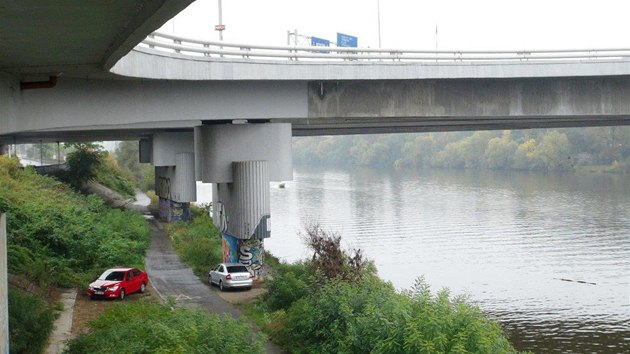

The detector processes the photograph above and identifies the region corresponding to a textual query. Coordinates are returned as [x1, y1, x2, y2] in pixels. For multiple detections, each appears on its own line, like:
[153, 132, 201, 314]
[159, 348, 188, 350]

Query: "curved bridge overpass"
[3, 32, 630, 143]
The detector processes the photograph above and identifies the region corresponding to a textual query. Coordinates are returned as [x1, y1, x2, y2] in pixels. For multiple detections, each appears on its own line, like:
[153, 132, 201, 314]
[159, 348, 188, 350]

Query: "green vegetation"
[167, 208, 223, 277]
[294, 127, 630, 172]
[0, 154, 151, 351]
[1, 156, 150, 286]
[113, 140, 155, 192]
[263, 275, 520, 354]
[93, 153, 136, 198]
[246, 225, 523, 353]
[64, 301, 264, 354]
[51, 142, 136, 198]
[8, 287, 57, 354]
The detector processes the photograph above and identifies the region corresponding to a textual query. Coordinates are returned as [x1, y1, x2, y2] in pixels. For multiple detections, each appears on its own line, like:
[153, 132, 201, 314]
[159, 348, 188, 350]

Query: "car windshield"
[98, 270, 125, 281]
[227, 265, 249, 273]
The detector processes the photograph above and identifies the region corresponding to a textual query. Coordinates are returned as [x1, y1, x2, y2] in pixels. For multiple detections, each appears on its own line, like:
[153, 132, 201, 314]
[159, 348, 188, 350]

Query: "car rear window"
[227, 265, 249, 273]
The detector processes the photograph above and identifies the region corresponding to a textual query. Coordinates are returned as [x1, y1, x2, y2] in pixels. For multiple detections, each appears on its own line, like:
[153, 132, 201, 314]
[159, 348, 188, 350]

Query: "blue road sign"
[337, 33, 358, 47]
[311, 37, 330, 47]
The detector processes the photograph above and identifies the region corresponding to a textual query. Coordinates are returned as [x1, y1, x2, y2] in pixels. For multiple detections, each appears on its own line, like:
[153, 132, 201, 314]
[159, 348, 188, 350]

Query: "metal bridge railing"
[141, 32, 630, 63]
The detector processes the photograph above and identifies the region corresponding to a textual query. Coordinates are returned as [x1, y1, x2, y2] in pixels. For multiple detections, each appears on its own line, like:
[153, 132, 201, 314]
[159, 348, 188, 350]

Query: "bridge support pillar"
[196, 123, 292, 277]
[151, 132, 196, 222]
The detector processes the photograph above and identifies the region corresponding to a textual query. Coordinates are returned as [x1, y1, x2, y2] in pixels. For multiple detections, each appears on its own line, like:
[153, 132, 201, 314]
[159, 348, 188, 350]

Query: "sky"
[159, 0, 630, 50]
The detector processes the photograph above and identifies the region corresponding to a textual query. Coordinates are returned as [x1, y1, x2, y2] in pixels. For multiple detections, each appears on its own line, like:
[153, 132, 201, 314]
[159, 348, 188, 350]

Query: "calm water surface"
[263, 167, 630, 353]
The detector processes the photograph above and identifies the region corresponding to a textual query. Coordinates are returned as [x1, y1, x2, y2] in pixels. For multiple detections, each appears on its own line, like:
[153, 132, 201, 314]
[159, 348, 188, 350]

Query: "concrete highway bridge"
[2, 3, 630, 350]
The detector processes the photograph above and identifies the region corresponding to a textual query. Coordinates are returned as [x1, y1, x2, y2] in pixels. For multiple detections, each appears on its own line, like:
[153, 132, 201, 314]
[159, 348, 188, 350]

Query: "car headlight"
[107, 285, 119, 291]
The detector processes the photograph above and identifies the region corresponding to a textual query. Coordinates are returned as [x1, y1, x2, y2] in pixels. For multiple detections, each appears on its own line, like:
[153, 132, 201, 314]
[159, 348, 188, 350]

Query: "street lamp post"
[377, 0, 382, 48]
[217, 0, 223, 41]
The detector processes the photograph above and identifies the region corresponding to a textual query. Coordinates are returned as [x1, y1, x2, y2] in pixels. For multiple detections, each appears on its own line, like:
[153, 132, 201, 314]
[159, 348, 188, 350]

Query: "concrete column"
[215, 161, 270, 277]
[197, 123, 292, 277]
[1, 213, 8, 354]
[153, 132, 196, 222]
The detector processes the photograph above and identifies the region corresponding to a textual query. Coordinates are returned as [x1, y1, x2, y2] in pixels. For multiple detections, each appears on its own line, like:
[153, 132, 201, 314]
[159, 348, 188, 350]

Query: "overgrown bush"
[112, 140, 155, 191]
[167, 211, 223, 276]
[64, 301, 264, 353]
[301, 223, 374, 283]
[263, 261, 311, 311]
[60, 142, 106, 188]
[252, 224, 522, 354]
[8, 287, 57, 354]
[93, 154, 136, 198]
[270, 277, 519, 354]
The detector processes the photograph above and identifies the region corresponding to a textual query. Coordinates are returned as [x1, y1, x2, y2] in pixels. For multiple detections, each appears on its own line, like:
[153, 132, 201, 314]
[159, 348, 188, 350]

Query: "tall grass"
[64, 301, 264, 353]
[167, 209, 223, 277]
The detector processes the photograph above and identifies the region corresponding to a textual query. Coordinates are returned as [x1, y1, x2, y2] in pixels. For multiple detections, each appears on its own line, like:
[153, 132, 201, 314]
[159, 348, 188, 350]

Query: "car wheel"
[219, 280, 224, 291]
[140, 282, 146, 293]
[208, 275, 212, 285]
[119, 288, 125, 300]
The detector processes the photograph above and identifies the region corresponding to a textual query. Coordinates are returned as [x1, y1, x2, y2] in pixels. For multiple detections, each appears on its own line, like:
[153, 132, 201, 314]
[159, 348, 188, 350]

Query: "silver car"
[208, 263, 253, 291]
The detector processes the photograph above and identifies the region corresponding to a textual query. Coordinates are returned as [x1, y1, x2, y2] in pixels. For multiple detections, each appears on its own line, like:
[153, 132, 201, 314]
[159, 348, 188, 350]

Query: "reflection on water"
[264, 167, 630, 353]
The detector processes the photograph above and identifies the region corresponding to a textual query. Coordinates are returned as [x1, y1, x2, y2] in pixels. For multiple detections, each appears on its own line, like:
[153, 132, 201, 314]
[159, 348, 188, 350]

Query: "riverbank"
[264, 165, 630, 353]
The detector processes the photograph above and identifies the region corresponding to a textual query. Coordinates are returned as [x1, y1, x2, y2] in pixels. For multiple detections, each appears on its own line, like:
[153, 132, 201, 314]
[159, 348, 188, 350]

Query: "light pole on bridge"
[377, 0, 382, 48]
[216, 0, 224, 41]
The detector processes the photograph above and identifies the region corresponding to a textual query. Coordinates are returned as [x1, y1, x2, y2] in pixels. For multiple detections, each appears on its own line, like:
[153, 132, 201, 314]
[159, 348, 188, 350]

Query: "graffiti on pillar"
[158, 197, 191, 222]
[217, 202, 228, 234]
[222, 233, 239, 263]
[239, 239, 264, 279]
[158, 197, 170, 220]
[156, 176, 172, 200]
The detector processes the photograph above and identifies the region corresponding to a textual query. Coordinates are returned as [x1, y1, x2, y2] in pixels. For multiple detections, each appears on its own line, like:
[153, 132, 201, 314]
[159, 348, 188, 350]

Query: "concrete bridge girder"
[307, 78, 630, 118]
[3, 75, 630, 144]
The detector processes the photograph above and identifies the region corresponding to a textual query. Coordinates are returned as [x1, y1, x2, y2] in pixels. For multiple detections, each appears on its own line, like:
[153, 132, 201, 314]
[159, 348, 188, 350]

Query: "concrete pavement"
[44, 289, 77, 354]
[144, 219, 240, 315]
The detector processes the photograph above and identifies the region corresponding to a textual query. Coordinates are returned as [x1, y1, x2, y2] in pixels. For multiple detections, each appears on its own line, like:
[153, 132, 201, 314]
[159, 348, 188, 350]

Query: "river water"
[259, 166, 630, 353]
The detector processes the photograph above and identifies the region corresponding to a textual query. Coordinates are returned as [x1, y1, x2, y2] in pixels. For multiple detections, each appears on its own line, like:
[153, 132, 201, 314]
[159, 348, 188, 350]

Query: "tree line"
[293, 127, 630, 172]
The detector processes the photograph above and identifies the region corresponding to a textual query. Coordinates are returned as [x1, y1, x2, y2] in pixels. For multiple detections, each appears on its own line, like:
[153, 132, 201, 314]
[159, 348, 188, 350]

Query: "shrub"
[301, 223, 375, 284]
[93, 154, 136, 198]
[263, 261, 311, 311]
[167, 212, 222, 277]
[61, 142, 106, 188]
[64, 301, 264, 354]
[8, 287, 57, 354]
[274, 277, 519, 354]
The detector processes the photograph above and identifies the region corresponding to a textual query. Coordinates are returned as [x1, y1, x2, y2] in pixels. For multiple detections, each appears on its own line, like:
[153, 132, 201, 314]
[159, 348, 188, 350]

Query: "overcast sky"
[159, 0, 630, 50]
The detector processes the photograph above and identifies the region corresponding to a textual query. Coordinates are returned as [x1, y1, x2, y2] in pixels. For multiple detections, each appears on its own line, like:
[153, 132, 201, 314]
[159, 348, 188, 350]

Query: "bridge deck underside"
[289, 115, 630, 136]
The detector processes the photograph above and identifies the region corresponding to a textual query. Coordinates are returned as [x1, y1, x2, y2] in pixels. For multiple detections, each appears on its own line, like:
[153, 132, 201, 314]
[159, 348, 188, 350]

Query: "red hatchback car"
[88, 267, 149, 300]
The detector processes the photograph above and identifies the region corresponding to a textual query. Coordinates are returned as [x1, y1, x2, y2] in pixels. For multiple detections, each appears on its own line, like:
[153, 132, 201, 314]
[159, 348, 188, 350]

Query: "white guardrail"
[141, 32, 630, 63]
